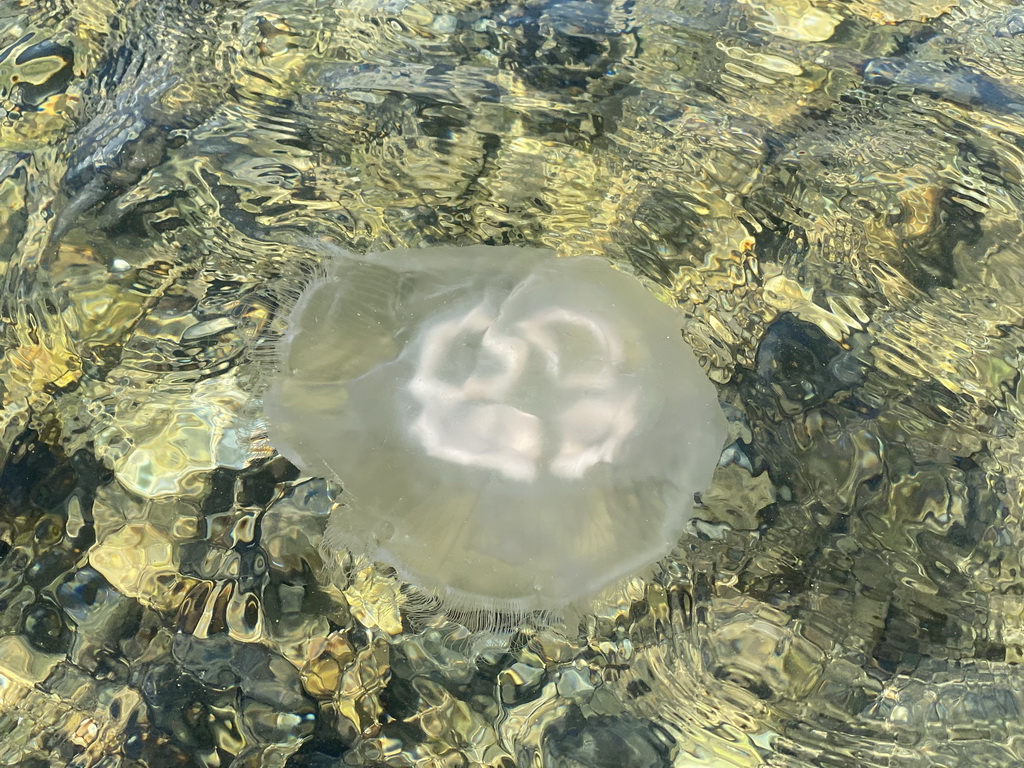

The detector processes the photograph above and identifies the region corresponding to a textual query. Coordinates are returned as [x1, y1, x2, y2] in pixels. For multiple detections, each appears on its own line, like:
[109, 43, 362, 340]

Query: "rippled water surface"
[3, 0, 1024, 766]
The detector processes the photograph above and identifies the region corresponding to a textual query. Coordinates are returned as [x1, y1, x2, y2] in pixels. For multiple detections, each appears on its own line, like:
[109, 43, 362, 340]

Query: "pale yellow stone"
[762, 271, 853, 342]
[106, 376, 250, 499]
[343, 566, 404, 636]
[89, 523, 185, 611]
[719, 45, 805, 78]
[0, 636, 62, 687]
[69, 716, 100, 748]
[742, 0, 839, 42]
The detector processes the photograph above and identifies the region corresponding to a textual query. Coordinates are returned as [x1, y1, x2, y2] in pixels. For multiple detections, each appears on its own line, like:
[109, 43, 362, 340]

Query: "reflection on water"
[2, 0, 1024, 765]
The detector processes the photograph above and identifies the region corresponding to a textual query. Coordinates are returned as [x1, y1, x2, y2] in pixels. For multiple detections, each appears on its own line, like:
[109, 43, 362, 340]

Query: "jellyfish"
[261, 244, 726, 628]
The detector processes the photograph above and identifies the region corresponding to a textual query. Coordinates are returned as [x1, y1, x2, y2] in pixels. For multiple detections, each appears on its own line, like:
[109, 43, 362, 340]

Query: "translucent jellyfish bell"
[263, 245, 726, 623]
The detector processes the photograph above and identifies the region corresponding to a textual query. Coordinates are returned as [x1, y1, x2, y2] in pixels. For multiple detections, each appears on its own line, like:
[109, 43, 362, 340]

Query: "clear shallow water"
[2, 0, 1024, 766]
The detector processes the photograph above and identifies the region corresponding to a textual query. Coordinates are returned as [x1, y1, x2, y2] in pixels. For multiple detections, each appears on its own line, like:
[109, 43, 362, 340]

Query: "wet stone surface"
[3, 0, 1024, 766]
